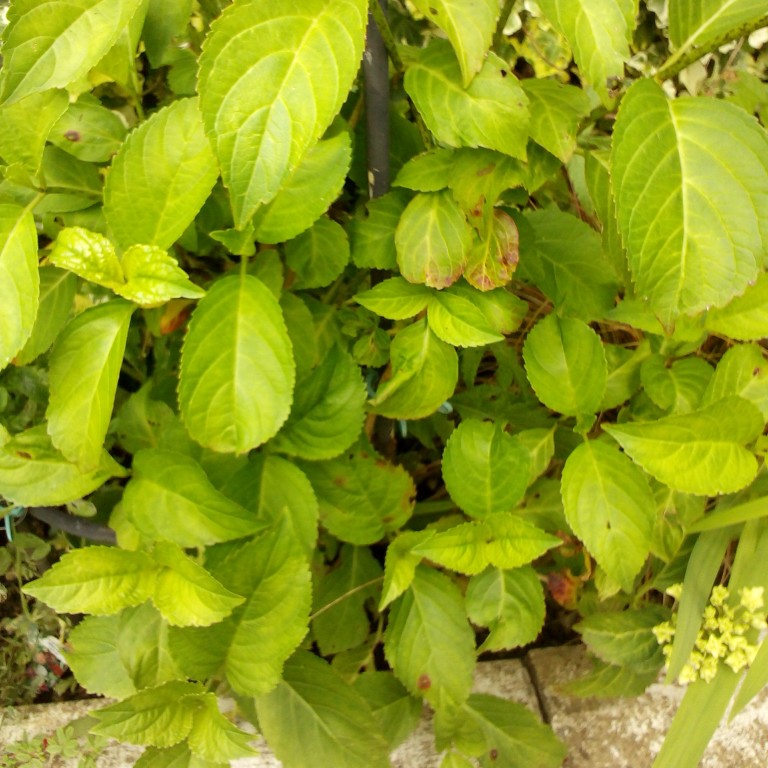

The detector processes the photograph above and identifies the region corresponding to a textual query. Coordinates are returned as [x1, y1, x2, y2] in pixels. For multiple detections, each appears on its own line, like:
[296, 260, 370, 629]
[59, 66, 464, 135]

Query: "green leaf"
[465, 209, 520, 291]
[561, 440, 656, 591]
[411, 514, 560, 575]
[406, 40, 529, 159]
[271, 345, 366, 460]
[395, 190, 472, 289]
[575, 606, 668, 671]
[427, 289, 504, 347]
[466, 566, 546, 652]
[91, 681, 203, 748]
[450, 282, 527, 335]
[143, 0, 194, 66]
[379, 530, 433, 609]
[187, 694, 258, 762]
[522, 314, 607, 418]
[281, 293, 318, 378]
[197, 0, 367, 227]
[442, 419, 531, 517]
[611, 79, 768, 326]
[133, 743, 227, 768]
[255, 651, 390, 768]
[562, 657, 658, 698]
[285, 217, 349, 289]
[705, 272, 768, 340]
[353, 672, 423, 750]
[312, 544, 382, 655]
[669, 0, 768, 53]
[66, 603, 181, 698]
[40, 144, 102, 197]
[0, 89, 69, 173]
[516, 427, 556, 487]
[46, 300, 133, 469]
[384, 566, 475, 710]
[15, 266, 77, 365]
[48, 226, 123, 288]
[703, 343, 768, 419]
[49, 94, 129, 162]
[104, 98, 218, 250]
[640, 354, 713, 414]
[0, 424, 127, 506]
[151, 542, 244, 628]
[520, 79, 591, 162]
[252, 127, 352, 244]
[122, 449, 264, 547]
[369, 319, 458, 419]
[409, 0, 498, 86]
[23, 546, 156, 615]
[113, 244, 205, 306]
[300, 451, 415, 545]
[221, 454, 319, 560]
[178, 273, 295, 453]
[0, 204, 39, 370]
[349, 190, 408, 270]
[538, 0, 635, 105]
[0, 0, 145, 105]
[456, 693, 567, 768]
[604, 396, 764, 496]
[355, 277, 431, 320]
[519, 208, 618, 321]
[171, 531, 312, 696]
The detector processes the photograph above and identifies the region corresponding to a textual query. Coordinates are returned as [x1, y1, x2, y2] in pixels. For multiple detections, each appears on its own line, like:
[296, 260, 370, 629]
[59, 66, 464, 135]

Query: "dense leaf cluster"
[1, 1, 768, 766]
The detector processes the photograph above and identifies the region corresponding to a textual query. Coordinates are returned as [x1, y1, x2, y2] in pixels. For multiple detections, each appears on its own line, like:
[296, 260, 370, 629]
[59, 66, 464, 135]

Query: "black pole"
[363, 1, 390, 200]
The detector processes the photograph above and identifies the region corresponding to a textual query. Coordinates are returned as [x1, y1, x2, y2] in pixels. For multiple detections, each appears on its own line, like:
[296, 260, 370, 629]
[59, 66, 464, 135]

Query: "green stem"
[493, 0, 517, 52]
[655, 14, 768, 83]
[309, 576, 384, 621]
[14, 546, 31, 621]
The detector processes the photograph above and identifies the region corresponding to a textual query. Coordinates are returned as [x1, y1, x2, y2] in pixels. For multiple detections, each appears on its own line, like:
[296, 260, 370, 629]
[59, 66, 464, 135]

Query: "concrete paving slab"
[527, 645, 768, 768]
[0, 660, 539, 766]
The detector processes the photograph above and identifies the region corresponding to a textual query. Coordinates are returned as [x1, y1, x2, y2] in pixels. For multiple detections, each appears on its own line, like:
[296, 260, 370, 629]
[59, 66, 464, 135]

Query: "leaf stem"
[309, 576, 384, 621]
[655, 14, 768, 83]
[493, 0, 517, 52]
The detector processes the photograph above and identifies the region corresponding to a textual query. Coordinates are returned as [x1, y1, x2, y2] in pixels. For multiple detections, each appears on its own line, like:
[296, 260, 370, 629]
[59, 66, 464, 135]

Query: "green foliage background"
[1, 1, 768, 766]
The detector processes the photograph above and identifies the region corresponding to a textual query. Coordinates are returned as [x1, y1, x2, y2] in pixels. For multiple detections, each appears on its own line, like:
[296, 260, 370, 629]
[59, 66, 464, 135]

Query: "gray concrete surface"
[1, 647, 766, 766]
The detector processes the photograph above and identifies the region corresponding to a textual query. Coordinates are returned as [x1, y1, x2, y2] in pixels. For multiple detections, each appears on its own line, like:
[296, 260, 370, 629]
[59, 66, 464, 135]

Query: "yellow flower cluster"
[653, 584, 767, 684]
